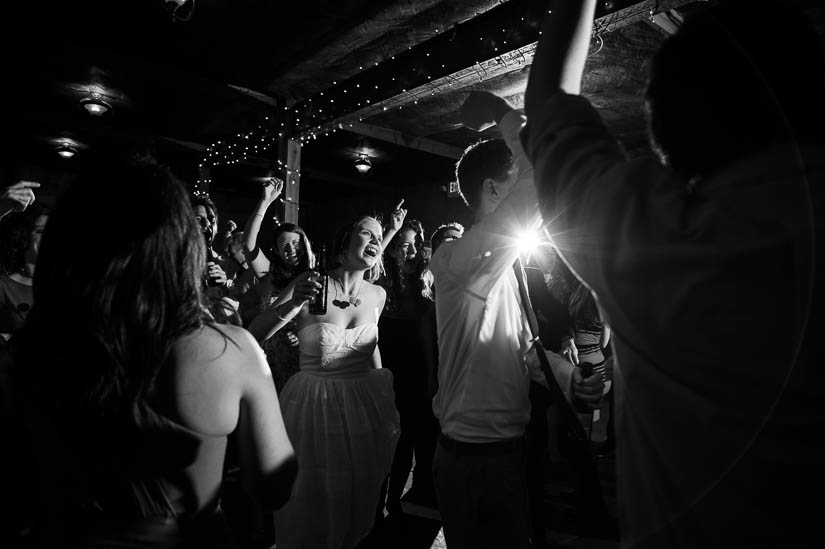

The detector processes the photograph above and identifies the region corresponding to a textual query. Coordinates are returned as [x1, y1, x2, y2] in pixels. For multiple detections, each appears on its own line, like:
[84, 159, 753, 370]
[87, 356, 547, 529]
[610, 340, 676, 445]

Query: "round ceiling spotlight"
[354, 154, 372, 174]
[80, 92, 112, 116]
[55, 142, 78, 159]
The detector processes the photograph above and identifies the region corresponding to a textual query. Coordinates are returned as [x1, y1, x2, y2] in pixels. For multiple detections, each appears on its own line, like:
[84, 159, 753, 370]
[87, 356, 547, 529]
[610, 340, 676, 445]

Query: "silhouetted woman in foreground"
[1, 161, 297, 547]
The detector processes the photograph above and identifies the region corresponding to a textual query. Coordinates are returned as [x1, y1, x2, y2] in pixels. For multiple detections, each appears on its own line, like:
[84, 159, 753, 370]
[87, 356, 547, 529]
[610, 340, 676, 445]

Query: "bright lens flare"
[516, 230, 541, 255]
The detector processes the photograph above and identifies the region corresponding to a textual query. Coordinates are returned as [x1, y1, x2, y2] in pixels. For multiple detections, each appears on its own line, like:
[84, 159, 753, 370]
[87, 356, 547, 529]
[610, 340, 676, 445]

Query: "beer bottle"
[308, 245, 328, 315]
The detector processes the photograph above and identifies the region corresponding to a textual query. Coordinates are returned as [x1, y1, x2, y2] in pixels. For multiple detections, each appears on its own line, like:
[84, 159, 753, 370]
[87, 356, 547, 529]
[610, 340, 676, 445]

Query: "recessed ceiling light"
[80, 92, 111, 116]
[354, 154, 372, 174]
[55, 142, 78, 159]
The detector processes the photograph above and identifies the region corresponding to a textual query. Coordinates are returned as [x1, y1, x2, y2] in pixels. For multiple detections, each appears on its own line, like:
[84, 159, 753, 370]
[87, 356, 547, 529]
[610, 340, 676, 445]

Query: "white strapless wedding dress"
[274, 322, 400, 549]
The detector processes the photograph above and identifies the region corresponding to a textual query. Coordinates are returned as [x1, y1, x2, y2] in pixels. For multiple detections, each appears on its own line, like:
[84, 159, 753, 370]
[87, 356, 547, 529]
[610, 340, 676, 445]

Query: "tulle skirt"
[274, 368, 400, 549]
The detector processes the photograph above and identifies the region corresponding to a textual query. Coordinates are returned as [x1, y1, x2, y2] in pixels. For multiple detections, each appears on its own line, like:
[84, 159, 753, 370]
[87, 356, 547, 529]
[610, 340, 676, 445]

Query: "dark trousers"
[378, 317, 437, 509]
[433, 435, 532, 549]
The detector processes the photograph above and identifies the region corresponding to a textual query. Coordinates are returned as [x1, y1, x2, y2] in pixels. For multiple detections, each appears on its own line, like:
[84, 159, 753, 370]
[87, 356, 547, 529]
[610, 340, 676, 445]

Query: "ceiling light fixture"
[55, 142, 78, 159]
[80, 92, 111, 116]
[354, 154, 372, 174]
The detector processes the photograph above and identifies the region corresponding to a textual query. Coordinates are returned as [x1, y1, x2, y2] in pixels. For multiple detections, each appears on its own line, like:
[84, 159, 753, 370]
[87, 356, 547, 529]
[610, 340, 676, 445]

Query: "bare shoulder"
[369, 282, 387, 300]
[175, 323, 268, 379]
[171, 323, 271, 436]
[365, 281, 386, 318]
[367, 281, 386, 307]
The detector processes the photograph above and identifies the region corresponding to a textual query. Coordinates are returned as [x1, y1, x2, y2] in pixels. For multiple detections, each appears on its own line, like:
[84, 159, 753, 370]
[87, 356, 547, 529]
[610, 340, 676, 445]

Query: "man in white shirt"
[430, 90, 602, 549]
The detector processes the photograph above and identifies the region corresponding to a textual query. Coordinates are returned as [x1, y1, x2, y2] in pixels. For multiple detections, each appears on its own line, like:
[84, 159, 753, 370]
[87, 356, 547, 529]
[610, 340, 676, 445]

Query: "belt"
[438, 433, 523, 456]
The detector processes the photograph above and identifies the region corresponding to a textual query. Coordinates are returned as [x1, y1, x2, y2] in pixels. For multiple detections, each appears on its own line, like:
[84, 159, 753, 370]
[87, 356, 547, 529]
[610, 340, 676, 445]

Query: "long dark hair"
[381, 219, 426, 307]
[14, 162, 209, 426]
[269, 222, 315, 289]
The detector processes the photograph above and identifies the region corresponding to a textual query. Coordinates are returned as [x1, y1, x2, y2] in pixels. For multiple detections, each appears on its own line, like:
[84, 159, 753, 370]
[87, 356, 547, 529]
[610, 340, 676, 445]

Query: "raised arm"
[524, 0, 597, 116]
[0, 181, 40, 220]
[381, 199, 407, 251]
[433, 93, 540, 297]
[243, 178, 284, 277]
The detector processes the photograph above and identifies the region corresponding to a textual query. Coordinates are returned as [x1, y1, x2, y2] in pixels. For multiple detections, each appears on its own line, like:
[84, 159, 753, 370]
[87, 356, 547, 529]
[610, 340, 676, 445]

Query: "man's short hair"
[430, 222, 465, 253]
[455, 139, 513, 212]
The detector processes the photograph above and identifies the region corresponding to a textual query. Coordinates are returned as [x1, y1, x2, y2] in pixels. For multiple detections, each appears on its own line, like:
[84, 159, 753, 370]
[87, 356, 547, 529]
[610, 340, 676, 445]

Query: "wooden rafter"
[299, 0, 696, 139]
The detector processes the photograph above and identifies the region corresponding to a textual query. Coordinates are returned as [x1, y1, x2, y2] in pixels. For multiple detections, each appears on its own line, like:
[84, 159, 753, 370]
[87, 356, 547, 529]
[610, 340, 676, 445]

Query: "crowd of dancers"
[1, 0, 824, 548]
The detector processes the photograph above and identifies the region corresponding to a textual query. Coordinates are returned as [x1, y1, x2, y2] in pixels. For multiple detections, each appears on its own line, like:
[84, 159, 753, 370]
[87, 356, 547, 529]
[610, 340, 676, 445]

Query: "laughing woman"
[243, 177, 316, 391]
[254, 216, 400, 549]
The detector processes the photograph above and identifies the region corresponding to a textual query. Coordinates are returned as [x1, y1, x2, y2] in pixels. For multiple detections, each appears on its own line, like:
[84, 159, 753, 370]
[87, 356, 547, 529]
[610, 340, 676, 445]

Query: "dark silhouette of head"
[455, 139, 514, 212]
[21, 161, 209, 424]
[645, 0, 825, 180]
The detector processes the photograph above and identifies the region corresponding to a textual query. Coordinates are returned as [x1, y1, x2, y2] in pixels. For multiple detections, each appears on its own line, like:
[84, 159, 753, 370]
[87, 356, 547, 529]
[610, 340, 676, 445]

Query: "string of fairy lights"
[194, 0, 640, 182]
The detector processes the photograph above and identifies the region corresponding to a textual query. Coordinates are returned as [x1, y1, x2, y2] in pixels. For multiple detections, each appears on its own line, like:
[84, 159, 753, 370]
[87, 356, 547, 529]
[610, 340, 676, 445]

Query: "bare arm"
[524, 0, 597, 116]
[243, 178, 283, 277]
[235, 331, 298, 510]
[248, 271, 319, 342]
[381, 199, 407, 251]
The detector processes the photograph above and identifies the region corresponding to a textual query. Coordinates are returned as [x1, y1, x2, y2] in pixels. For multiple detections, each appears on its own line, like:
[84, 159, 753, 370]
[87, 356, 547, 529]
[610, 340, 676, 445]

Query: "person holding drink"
[257, 215, 400, 549]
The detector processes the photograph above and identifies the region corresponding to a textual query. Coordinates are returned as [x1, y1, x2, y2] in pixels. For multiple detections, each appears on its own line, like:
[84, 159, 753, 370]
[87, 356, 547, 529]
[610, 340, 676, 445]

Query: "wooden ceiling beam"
[267, 1, 505, 102]
[226, 85, 282, 108]
[298, 0, 697, 139]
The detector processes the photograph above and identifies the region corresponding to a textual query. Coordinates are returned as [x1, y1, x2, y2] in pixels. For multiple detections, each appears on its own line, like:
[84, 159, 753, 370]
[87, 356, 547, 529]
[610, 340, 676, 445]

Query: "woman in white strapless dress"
[251, 216, 400, 549]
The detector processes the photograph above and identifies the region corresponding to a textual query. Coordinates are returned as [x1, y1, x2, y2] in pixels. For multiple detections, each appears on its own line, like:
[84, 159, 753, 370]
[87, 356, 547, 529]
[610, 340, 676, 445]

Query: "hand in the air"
[1, 180, 40, 219]
[261, 177, 284, 205]
[388, 199, 407, 231]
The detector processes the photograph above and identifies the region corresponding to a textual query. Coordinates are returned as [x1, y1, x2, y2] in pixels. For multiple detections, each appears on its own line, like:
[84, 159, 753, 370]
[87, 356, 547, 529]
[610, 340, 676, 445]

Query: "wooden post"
[283, 138, 301, 224]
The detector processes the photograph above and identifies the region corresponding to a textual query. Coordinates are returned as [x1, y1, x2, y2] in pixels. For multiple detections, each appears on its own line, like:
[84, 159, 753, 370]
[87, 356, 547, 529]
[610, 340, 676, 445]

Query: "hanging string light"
[201, 0, 635, 157]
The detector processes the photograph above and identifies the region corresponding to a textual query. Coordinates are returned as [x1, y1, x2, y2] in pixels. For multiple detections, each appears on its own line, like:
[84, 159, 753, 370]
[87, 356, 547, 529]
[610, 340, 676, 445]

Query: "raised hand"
[1, 180, 40, 219]
[458, 90, 512, 132]
[388, 199, 407, 231]
[261, 177, 285, 205]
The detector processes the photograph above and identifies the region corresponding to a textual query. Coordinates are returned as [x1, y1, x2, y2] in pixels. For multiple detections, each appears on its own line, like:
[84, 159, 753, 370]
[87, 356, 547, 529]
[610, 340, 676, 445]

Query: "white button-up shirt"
[431, 110, 550, 443]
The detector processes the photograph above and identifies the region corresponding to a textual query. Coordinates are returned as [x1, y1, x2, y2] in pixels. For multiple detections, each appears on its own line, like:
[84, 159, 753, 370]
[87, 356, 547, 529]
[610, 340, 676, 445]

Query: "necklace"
[331, 275, 363, 309]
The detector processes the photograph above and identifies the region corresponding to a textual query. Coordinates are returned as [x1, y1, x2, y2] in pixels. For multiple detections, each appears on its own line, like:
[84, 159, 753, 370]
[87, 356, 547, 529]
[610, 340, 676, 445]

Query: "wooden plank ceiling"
[4, 0, 824, 213]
